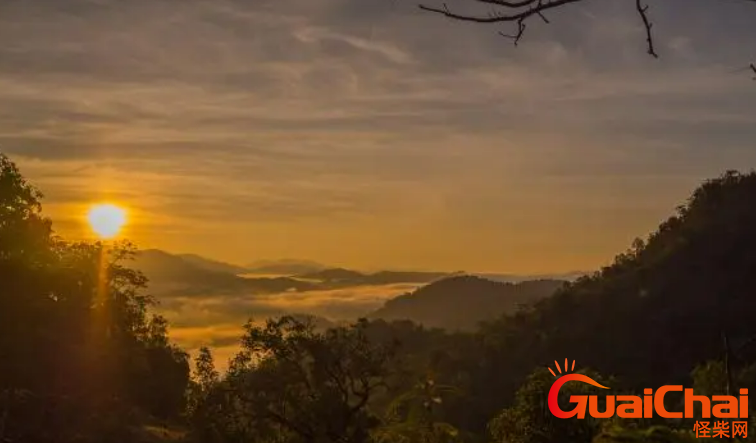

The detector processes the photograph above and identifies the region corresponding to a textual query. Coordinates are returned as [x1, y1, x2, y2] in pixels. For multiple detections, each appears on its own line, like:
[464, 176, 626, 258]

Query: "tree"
[187, 347, 220, 421]
[593, 425, 698, 443]
[0, 154, 53, 264]
[195, 347, 220, 393]
[0, 153, 189, 441]
[192, 316, 398, 443]
[488, 367, 613, 443]
[690, 359, 756, 423]
[414, 0, 756, 75]
[372, 377, 464, 443]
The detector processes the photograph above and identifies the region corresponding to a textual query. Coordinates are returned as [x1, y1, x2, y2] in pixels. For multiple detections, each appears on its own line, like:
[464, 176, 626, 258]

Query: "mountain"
[475, 271, 587, 283]
[366, 270, 454, 285]
[478, 171, 756, 388]
[133, 251, 582, 302]
[370, 276, 566, 330]
[297, 268, 453, 286]
[132, 249, 244, 295]
[296, 268, 368, 284]
[245, 259, 326, 275]
[178, 253, 249, 275]
[132, 250, 317, 296]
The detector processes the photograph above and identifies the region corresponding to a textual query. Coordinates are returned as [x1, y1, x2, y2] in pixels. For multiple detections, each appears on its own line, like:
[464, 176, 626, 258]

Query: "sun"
[87, 203, 127, 239]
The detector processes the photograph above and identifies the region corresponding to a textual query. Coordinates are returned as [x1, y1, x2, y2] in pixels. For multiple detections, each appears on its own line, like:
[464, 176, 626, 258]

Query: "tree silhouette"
[489, 367, 613, 443]
[0, 153, 189, 442]
[193, 316, 399, 443]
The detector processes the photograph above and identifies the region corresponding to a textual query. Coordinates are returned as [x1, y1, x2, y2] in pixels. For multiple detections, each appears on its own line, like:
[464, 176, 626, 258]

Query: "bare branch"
[417, 0, 756, 77]
[418, 0, 584, 24]
[499, 18, 527, 46]
[472, 0, 539, 7]
[635, 0, 658, 58]
[419, 0, 659, 57]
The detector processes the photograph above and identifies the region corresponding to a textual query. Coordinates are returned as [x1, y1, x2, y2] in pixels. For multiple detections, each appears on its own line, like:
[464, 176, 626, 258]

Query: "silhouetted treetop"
[0, 153, 189, 442]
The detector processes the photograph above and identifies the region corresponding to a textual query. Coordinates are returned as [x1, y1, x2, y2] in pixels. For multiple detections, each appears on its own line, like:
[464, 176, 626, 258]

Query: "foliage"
[191, 316, 398, 443]
[372, 378, 464, 443]
[427, 171, 756, 434]
[186, 347, 219, 421]
[593, 425, 700, 443]
[371, 277, 564, 331]
[0, 153, 189, 442]
[489, 367, 613, 443]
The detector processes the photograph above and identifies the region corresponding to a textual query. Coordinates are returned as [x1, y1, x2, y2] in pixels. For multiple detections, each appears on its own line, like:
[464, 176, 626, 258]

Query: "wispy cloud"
[2, 0, 756, 272]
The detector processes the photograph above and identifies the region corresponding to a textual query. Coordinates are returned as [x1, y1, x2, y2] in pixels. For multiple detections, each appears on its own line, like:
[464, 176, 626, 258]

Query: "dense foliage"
[3, 152, 756, 443]
[0, 154, 190, 442]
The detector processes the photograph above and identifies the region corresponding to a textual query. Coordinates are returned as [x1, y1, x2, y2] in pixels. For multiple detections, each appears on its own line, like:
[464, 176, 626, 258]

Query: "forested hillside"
[370, 276, 564, 330]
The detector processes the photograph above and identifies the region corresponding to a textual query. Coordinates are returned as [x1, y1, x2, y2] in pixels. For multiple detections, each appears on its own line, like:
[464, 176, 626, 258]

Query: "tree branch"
[418, 0, 584, 24]
[419, 0, 660, 55]
[635, 0, 658, 58]
[499, 18, 526, 45]
[418, 0, 756, 75]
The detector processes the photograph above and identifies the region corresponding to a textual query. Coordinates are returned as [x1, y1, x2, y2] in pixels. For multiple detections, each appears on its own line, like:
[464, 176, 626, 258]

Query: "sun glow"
[87, 203, 127, 239]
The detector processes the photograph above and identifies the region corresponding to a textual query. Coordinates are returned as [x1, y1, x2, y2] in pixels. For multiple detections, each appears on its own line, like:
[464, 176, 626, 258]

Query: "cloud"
[157, 283, 418, 327]
[2, 0, 756, 272]
[157, 282, 419, 371]
[293, 27, 414, 65]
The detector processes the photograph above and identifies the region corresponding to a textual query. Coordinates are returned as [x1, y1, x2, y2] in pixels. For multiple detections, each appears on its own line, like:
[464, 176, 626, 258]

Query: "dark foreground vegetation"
[2, 152, 756, 443]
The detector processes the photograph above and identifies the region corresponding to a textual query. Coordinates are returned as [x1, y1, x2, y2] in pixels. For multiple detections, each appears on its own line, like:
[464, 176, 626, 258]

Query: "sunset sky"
[2, 0, 756, 273]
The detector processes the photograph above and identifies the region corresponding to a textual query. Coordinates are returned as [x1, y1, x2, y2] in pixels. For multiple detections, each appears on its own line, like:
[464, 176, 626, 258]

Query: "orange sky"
[4, 0, 756, 274]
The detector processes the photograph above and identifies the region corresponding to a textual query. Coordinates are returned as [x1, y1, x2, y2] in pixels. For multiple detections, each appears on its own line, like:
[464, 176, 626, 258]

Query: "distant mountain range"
[296, 268, 453, 286]
[132, 250, 318, 296]
[369, 276, 566, 331]
[132, 250, 578, 335]
[476, 272, 586, 283]
[131, 250, 582, 314]
[131, 250, 453, 297]
[179, 253, 251, 275]
[245, 259, 327, 276]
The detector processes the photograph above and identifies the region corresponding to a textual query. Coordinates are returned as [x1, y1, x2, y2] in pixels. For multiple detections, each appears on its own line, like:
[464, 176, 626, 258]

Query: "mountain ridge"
[178, 253, 249, 275]
[132, 250, 317, 296]
[370, 275, 566, 330]
[245, 259, 326, 276]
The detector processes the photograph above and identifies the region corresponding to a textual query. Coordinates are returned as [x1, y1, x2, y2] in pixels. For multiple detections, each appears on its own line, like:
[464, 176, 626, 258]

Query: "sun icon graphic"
[548, 359, 576, 377]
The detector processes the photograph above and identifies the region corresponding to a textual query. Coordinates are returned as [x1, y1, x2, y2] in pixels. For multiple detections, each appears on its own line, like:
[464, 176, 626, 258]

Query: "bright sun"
[87, 204, 127, 239]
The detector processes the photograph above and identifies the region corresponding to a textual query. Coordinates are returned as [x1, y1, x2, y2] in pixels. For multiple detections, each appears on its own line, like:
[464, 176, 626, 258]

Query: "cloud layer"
[157, 282, 419, 370]
[2, 0, 756, 273]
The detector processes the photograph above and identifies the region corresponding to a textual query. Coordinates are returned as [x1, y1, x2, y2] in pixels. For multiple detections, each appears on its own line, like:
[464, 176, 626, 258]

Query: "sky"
[2, 0, 756, 274]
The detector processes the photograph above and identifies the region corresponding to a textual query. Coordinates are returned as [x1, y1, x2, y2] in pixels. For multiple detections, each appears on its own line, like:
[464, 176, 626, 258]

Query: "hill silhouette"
[133, 250, 317, 296]
[298, 268, 452, 287]
[475, 271, 587, 283]
[297, 267, 366, 283]
[370, 275, 565, 330]
[245, 259, 326, 275]
[433, 170, 756, 435]
[486, 170, 756, 389]
[178, 253, 249, 275]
